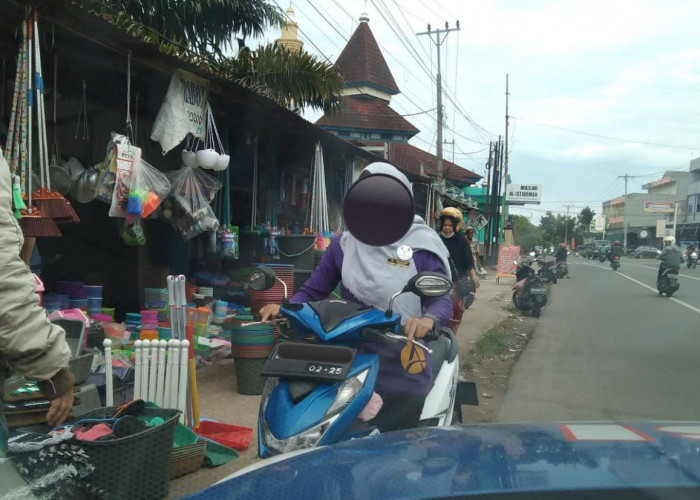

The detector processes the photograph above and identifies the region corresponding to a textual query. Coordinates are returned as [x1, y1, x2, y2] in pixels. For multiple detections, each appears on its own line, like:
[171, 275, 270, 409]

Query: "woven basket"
[170, 440, 206, 478]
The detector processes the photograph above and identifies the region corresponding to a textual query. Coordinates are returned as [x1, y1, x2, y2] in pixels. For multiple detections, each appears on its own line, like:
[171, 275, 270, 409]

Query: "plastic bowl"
[213, 154, 230, 171]
[196, 149, 220, 169]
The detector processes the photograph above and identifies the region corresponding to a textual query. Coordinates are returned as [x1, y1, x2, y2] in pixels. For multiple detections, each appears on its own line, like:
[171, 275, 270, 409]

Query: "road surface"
[497, 257, 700, 422]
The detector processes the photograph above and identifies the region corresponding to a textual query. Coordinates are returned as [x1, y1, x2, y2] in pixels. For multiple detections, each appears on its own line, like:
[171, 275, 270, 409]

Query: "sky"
[258, 0, 700, 223]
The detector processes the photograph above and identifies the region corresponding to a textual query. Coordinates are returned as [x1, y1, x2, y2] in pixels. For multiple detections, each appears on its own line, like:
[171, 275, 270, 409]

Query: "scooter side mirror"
[403, 272, 453, 298]
[248, 266, 278, 291]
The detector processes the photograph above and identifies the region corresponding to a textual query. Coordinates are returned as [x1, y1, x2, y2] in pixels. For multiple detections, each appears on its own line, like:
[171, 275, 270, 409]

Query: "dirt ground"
[167, 267, 533, 498]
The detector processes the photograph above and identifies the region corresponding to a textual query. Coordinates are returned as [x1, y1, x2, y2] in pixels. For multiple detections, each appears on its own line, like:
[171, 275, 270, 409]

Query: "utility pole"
[617, 173, 633, 254]
[417, 21, 460, 186]
[563, 204, 574, 245]
[444, 139, 455, 164]
[484, 142, 494, 257]
[501, 75, 511, 228]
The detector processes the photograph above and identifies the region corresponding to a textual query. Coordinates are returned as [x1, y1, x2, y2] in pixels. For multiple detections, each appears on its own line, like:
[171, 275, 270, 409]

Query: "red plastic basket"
[194, 420, 253, 451]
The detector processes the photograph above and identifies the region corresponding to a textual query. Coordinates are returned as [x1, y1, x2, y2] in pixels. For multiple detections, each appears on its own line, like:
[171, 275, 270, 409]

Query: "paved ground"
[497, 256, 700, 423]
[167, 267, 513, 499]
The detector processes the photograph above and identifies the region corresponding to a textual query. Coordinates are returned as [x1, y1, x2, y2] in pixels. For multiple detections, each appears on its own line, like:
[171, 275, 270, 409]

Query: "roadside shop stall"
[1, 1, 377, 497]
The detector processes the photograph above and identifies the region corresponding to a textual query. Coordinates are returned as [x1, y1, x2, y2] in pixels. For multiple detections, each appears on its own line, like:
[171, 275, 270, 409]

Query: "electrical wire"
[512, 116, 700, 151]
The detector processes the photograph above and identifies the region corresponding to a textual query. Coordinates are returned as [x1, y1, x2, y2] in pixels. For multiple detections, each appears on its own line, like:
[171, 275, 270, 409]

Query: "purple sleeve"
[413, 250, 452, 328]
[290, 237, 343, 303]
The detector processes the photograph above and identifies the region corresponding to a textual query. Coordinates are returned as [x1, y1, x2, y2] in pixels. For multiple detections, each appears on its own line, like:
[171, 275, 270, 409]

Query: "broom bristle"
[32, 188, 80, 220]
[54, 201, 81, 224]
[18, 206, 62, 237]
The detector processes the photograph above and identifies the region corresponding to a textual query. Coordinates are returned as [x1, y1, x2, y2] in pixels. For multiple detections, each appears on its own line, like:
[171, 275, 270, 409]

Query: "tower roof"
[335, 20, 399, 95]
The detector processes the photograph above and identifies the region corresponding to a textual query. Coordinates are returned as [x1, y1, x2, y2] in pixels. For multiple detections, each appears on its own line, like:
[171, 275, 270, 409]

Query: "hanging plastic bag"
[96, 133, 131, 204]
[163, 166, 222, 240]
[130, 158, 171, 218]
[120, 218, 146, 246]
[108, 143, 142, 217]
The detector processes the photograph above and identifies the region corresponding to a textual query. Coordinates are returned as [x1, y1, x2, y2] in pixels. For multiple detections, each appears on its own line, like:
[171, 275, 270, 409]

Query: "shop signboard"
[151, 69, 210, 154]
[506, 184, 542, 205]
[496, 245, 521, 283]
[644, 201, 675, 213]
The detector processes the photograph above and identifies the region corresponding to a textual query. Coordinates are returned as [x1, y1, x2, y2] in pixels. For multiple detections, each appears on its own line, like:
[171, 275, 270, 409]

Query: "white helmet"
[663, 235, 676, 245]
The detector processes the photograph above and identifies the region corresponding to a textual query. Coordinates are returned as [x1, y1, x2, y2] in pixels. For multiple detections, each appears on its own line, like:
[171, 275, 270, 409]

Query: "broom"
[29, 13, 78, 222]
[16, 17, 60, 238]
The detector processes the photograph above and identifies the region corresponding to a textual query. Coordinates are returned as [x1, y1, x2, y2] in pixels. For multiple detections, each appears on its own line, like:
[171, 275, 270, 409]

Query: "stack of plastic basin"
[144, 287, 168, 322]
[228, 318, 275, 395]
[85, 286, 103, 316]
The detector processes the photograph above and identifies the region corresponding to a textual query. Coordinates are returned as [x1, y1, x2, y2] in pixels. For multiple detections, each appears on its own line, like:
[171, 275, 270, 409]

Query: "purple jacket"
[290, 237, 452, 394]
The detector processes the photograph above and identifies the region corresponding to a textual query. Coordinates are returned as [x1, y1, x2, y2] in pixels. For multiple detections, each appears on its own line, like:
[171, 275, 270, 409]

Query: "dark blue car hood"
[183, 422, 700, 499]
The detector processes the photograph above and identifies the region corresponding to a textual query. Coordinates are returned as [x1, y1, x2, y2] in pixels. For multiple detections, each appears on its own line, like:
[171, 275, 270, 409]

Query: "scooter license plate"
[530, 287, 546, 295]
[261, 342, 355, 381]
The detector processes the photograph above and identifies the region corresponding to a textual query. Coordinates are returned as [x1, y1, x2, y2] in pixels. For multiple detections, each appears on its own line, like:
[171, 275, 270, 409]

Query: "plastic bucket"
[234, 357, 267, 394]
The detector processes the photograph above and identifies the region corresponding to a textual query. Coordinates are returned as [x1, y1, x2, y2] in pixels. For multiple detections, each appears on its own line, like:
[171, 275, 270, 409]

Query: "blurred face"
[466, 230, 474, 240]
[442, 219, 454, 236]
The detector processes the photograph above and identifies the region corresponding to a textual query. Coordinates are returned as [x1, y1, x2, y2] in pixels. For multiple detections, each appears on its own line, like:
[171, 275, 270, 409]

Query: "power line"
[512, 116, 700, 151]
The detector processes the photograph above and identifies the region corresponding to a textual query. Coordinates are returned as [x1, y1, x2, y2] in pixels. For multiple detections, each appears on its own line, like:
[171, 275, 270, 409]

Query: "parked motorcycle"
[535, 255, 558, 284]
[555, 261, 568, 279]
[512, 257, 548, 317]
[611, 255, 621, 271]
[248, 266, 478, 458]
[657, 267, 680, 297]
[598, 253, 607, 263]
[687, 251, 698, 269]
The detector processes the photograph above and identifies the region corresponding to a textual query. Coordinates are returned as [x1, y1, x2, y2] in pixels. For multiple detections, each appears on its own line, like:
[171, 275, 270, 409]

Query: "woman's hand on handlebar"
[258, 303, 281, 322]
[404, 316, 435, 344]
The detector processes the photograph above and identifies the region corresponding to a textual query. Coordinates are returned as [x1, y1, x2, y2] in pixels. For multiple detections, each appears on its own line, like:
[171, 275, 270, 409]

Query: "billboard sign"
[644, 201, 675, 213]
[506, 184, 542, 205]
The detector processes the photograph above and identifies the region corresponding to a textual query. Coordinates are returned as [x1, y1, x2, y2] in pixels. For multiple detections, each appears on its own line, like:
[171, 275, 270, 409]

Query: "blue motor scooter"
[247, 266, 478, 458]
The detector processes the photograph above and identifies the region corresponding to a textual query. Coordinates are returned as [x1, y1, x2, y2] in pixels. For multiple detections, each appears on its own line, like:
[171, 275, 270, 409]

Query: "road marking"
[575, 260, 700, 316]
[624, 262, 700, 282]
[560, 424, 654, 442]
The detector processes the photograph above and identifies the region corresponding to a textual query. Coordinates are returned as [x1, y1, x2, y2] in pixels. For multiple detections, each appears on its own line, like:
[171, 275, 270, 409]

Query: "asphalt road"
[497, 256, 700, 423]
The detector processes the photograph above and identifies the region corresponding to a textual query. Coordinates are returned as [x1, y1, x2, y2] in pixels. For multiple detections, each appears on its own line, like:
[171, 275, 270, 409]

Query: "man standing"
[465, 226, 485, 275]
[1, 151, 75, 456]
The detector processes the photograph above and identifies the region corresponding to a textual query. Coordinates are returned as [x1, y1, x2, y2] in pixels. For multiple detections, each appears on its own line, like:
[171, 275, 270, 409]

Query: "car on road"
[633, 245, 662, 259]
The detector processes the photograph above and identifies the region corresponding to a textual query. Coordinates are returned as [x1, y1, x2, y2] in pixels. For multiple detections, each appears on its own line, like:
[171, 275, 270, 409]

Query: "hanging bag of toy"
[107, 142, 142, 217]
[129, 157, 171, 218]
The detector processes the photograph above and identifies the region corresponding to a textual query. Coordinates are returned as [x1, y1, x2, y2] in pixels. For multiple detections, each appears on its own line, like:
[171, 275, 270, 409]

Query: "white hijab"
[340, 163, 450, 323]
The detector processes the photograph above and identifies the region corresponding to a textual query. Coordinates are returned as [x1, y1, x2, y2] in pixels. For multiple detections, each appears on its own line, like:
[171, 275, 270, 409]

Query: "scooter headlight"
[260, 369, 369, 454]
[324, 369, 369, 419]
[692, 252, 698, 259]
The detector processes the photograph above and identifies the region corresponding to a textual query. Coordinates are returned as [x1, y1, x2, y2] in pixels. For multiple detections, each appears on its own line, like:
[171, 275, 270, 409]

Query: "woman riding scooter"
[259, 162, 452, 432]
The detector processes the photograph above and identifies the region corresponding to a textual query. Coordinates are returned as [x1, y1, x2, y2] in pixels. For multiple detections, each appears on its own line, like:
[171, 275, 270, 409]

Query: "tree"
[78, 0, 344, 112]
[221, 44, 344, 113]
[79, 0, 284, 59]
[577, 206, 595, 234]
[539, 212, 556, 244]
[511, 214, 542, 252]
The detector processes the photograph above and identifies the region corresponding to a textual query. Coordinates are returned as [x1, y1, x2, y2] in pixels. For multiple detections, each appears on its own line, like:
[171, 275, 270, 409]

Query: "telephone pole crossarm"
[417, 22, 460, 186]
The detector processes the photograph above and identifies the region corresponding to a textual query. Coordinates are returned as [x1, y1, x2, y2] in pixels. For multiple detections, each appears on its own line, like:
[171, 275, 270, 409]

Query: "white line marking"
[624, 262, 700, 282]
[576, 260, 700, 316]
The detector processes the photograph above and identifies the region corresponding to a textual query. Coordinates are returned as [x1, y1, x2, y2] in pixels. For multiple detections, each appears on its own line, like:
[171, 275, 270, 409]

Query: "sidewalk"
[167, 266, 514, 499]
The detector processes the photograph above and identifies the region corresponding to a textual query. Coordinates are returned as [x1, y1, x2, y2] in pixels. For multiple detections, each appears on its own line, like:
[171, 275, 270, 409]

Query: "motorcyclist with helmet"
[607, 240, 622, 263]
[438, 207, 480, 331]
[555, 243, 568, 262]
[438, 207, 480, 290]
[657, 236, 682, 284]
